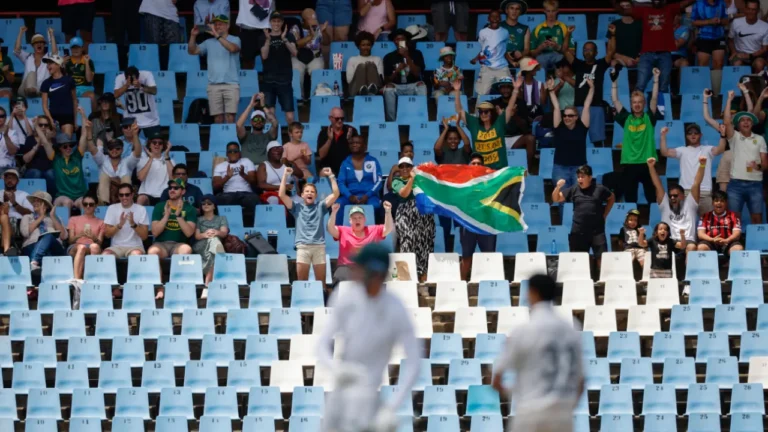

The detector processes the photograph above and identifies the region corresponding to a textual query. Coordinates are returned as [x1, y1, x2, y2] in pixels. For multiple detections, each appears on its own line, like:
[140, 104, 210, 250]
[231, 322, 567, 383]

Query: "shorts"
[569, 232, 608, 259]
[475, 65, 511, 96]
[626, 247, 646, 262]
[52, 113, 75, 128]
[151, 241, 187, 256]
[650, 268, 673, 278]
[431, 1, 469, 34]
[727, 179, 763, 215]
[698, 240, 743, 255]
[297, 244, 327, 265]
[207, 83, 240, 115]
[262, 81, 295, 112]
[685, 189, 712, 215]
[239, 27, 268, 64]
[67, 243, 98, 254]
[697, 38, 727, 54]
[460, 227, 497, 258]
[76, 86, 95, 97]
[316, 0, 354, 28]
[105, 245, 145, 257]
[61, 2, 96, 35]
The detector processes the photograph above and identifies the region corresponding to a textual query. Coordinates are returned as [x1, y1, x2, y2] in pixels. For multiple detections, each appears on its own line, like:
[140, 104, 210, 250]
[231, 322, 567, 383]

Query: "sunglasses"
[563, 114, 578, 118]
[331, 116, 344, 121]
[38, 123, 50, 129]
[60, 143, 74, 150]
[169, 186, 181, 191]
[478, 110, 492, 115]
[251, 117, 264, 122]
[150, 141, 164, 145]
[0, 115, 6, 119]
[669, 194, 680, 198]
[122, 125, 131, 129]
[82, 202, 96, 207]
[686, 131, 700, 135]
[174, 172, 188, 177]
[118, 193, 132, 197]
[227, 149, 240, 154]
[202, 201, 214, 206]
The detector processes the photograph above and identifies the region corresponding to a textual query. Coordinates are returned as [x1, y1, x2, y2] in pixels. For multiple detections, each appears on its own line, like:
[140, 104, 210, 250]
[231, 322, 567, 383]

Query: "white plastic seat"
[470, 253, 505, 283]
[289, 335, 320, 366]
[583, 306, 617, 337]
[556, 252, 591, 282]
[513, 252, 547, 283]
[385, 282, 419, 309]
[748, 357, 768, 386]
[427, 253, 461, 283]
[627, 306, 661, 337]
[434, 281, 469, 313]
[645, 278, 680, 309]
[454, 307, 488, 339]
[387, 253, 418, 282]
[269, 360, 305, 393]
[599, 252, 633, 283]
[561, 280, 596, 310]
[496, 307, 530, 335]
[408, 308, 434, 339]
[603, 280, 638, 309]
[311, 308, 333, 335]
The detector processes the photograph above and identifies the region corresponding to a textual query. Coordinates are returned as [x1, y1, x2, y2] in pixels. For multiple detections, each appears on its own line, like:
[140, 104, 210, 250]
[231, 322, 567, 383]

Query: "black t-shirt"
[316, 124, 356, 175]
[490, 96, 531, 137]
[262, 33, 297, 83]
[563, 183, 612, 235]
[619, 226, 641, 248]
[383, 49, 426, 85]
[40, 75, 76, 116]
[553, 119, 588, 166]
[570, 58, 610, 106]
[436, 146, 470, 164]
[649, 237, 676, 270]
[20, 136, 54, 171]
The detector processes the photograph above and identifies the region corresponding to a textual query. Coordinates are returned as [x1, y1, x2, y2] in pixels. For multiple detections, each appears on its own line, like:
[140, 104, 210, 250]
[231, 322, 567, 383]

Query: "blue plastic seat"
[422, 385, 457, 416]
[730, 412, 764, 431]
[680, 93, 709, 123]
[207, 281, 242, 311]
[291, 386, 324, 417]
[640, 383, 676, 415]
[163, 283, 198, 312]
[111, 336, 145, 366]
[10, 310, 42, 340]
[245, 334, 279, 365]
[686, 383, 721, 414]
[156, 96, 175, 126]
[37, 283, 70, 312]
[254, 204, 287, 229]
[111, 417, 147, 432]
[159, 387, 194, 419]
[447, 359, 482, 390]
[255, 254, 291, 284]
[169, 124, 202, 153]
[520, 202, 550, 235]
[705, 356, 739, 388]
[409, 121, 439, 147]
[607, 331, 640, 363]
[670, 305, 704, 335]
[455, 42, 480, 71]
[156, 335, 190, 366]
[27, 388, 61, 419]
[741, 331, 768, 362]
[268, 308, 302, 339]
[585, 358, 610, 391]
[714, 304, 747, 335]
[288, 416, 322, 432]
[659, 356, 694, 389]
[249, 281, 283, 312]
[247, 386, 283, 419]
[437, 95, 467, 121]
[239, 69, 260, 97]
[728, 251, 761, 280]
[184, 360, 218, 393]
[225, 360, 260, 392]
[201, 334, 235, 366]
[153, 70, 178, 101]
[619, 357, 653, 389]
[0, 389, 16, 420]
[185, 70, 209, 98]
[720, 66, 752, 96]
[605, 203, 637, 236]
[427, 415, 460, 432]
[141, 361, 176, 392]
[84, 255, 118, 285]
[644, 414, 678, 431]
[41, 256, 73, 284]
[398, 358, 433, 391]
[34, 17, 64, 43]
[599, 414, 633, 432]
[226, 309, 260, 339]
[169, 255, 204, 285]
[128, 44, 160, 70]
[79, 283, 114, 313]
[537, 148, 555, 180]
[96, 310, 129, 339]
[13, 362, 45, 393]
[329, 42, 359, 70]
[309, 69, 342, 95]
[367, 122, 400, 150]
[465, 385, 501, 417]
[0, 337, 10, 368]
[122, 283, 156, 313]
[732, 383, 765, 414]
[745, 225, 768, 251]
[25, 418, 59, 432]
[688, 279, 722, 308]
[115, 388, 150, 419]
[522, 176, 545, 203]
[474, 334, 504, 364]
[25, 97, 44, 119]
[587, 147, 613, 177]
[181, 309, 215, 339]
[155, 417, 189, 432]
[415, 40, 445, 71]
[370, 41, 395, 58]
[126, 255, 161, 285]
[168, 43, 200, 73]
[53, 310, 85, 339]
[651, 332, 684, 362]
[243, 416, 276, 432]
[476, 281, 511, 311]
[696, 331, 730, 363]
[597, 384, 634, 416]
[396, 95, 429, 125]
[203, 387, 239, 419]
[308, 96, 341, 124]
[290, 281, 324, 312]
[731, 278, 763, 306]
[139, 309, 172, 338]
[1, 18, 25, 47]
[63, 336, 99, 367]
[208, 124, 239, 152]
[685, 251, 719, 281]
[219, 206, 244, 228]
[352, 96, 385, 125]
[535, 226, 569, 254]
[98, 361, 133, 392]
[0, 282, 29, 314]
[596, 13, 621, 38]
[23, 336, 56, 367]
[679, 67, 712, 95]
[55, 361, 89, 392]
[187, 178, 212, 195]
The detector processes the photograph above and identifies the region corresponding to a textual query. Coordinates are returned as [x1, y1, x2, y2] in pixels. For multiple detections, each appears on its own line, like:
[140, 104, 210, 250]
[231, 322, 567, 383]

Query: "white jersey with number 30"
[495, 303, 584, 416]
[114, 71, 160, 128]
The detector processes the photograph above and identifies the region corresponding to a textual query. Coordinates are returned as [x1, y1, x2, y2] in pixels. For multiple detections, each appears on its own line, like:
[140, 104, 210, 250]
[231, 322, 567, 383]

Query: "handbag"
[223, 234, 248, 254]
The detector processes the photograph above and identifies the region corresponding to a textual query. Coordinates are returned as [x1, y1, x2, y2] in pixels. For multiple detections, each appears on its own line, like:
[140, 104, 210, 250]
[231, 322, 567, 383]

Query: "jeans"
[383, 82, 428, 122]
[537, 52, 564, 70]
[636, 52, 672, 94]
[22, 234, 65, 264]
[577, 106, 606, 143]
[728, 179, 764, 215]
[620, 163, 656, 204]
[552, 164, 578, 190]
[24, 168, 57, 196]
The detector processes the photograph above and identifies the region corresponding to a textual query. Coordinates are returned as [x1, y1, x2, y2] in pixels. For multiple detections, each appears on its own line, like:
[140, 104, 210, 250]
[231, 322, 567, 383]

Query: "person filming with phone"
[382, 27, 427, 122]
[113, 66, 161, 138]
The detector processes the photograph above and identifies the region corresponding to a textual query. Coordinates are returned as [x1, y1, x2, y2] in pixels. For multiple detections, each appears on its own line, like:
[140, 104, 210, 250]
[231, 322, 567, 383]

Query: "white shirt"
[0, 134, 16, 169]
[262, 162, 286, 186]
[494, 302, 584, 414]
[317, 285, 421, 411]
[137, 152, 172, 198]
[213, 159, 257, 193]
[729, 17, 768, 54]
[15, 51, 50, 90]
[104, 203, 149, 249]
[478, 26, 509, 69]
[346, 55, 384, 84]
[114, 71, 160, 128]
[8, 116, 34, 147]
[729, 131, 767, 181]
[93, 150, 140, 178]
[139, 0, 179, 23]
[661, 193, 699, 242]
[236, 0, 272, 29]
[0, 189, 33, 219]
[673, 145, 714, 192]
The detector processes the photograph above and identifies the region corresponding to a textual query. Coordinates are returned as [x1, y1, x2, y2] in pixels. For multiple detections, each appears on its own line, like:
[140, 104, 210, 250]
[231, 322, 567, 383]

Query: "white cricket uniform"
[494, 302, 584, 432]
[317, 284, 422, 432]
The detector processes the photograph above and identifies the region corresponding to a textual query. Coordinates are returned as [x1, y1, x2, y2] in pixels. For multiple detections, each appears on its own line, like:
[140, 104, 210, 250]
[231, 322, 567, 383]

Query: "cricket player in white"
[317, 242, 422, 432]
[492, 274, 585, 432]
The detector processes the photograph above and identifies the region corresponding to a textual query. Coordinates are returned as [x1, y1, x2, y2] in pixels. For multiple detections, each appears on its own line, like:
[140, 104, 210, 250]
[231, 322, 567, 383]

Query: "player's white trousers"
[323, 384, 381, 432]
[509, 403, 574, 432]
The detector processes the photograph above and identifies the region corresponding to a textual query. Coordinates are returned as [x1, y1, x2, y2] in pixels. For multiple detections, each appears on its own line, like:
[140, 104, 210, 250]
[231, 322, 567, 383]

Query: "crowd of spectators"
[2, 0, 768, 290]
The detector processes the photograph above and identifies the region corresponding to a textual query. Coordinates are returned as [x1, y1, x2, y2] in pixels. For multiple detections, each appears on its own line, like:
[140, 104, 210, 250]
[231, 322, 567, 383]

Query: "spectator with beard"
[0, 169, 34, 256]
[159, 164, 205, 211]
[236, 93, 279, 167]
[92, 122, 142, 206]
[213, 142, 261, 209]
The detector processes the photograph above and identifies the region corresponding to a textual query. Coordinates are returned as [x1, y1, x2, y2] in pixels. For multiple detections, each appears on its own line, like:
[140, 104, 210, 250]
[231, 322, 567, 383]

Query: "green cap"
[168, 178, 186, 189]
[352, 243, 392, 273]
[733, 111, 758, 127]
[212, 15, 229, 23]
[349, 206, 366, 217]
[147, 130, 165, 141]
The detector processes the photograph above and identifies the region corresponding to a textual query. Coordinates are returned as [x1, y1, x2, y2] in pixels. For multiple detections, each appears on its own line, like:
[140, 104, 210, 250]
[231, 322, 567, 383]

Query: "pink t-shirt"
[336, 225, 386, 265]
[67, 215, 105, 246]
[283, 141, 313, 178]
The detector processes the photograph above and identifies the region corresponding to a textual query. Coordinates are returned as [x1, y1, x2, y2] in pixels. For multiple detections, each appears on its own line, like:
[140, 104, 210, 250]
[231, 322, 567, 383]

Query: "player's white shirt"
[317, 284, 422, 411]
[494, 302, 584, 415]
[114, 71, 160, 128]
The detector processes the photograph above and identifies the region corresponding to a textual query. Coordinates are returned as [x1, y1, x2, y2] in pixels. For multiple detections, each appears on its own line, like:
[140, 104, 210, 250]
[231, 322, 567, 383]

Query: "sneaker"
[30, 261, 41, 272]
[358, 85, 369, 96]
[5, 247, 18, 257]
[367, 84, 379, 95]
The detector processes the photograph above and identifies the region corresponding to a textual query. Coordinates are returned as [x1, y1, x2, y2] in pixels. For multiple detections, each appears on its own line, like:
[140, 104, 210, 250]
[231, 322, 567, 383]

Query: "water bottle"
[550, 239, 557, 255]
[333, 80, 339, 96]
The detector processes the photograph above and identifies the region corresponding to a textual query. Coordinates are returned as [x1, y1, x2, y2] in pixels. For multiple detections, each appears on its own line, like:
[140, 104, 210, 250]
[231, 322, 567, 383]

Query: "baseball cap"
[349, 206, 366, 217]
[55, 133, 77, 144]
[270, 11, 284, 20]
[42, 54, 63, 66]
[251, 110, 266, 120]
[477, 102, 495, 111]
[121, 117, 136, 127]
[398, 157, 413, 166]
[3, 169, 19, 178]
[146, 130, 165, 141]
[98, 92, 116, 103]
[352, 243, 392, 274]
[212, 15, 229, 23]
[200, 194, 217, 205]
[69, 36, 84, 47]
[30, 34, 45, 44]
[168, 178, 186, 189]
[685, 123, 701, 134]
[627, 209, 641, 217]
[11, 95, 27, 107]
[266, 141, 282, 152]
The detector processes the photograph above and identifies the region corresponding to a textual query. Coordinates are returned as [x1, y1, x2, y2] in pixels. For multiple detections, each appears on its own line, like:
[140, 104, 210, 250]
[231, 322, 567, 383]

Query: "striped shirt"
[697, 210, 742, 239]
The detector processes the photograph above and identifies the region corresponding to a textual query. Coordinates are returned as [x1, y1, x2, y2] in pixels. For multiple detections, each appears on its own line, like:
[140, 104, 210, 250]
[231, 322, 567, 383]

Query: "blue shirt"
[290, 201, 330, 245]
[193, 0, 230, 26]
[691, 0, 727, 40]
[338, 154, 383, 199]
[198, 36, 241, 84]
[672, 25, 690, 57]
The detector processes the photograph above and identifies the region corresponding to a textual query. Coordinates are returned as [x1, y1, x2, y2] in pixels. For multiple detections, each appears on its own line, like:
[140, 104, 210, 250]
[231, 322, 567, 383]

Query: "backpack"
[185, 98, 214, 125]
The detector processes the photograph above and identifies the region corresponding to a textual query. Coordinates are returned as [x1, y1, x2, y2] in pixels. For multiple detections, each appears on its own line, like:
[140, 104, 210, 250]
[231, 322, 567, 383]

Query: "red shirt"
[633, 3, 682, 53]
[697, 210, 742, 239]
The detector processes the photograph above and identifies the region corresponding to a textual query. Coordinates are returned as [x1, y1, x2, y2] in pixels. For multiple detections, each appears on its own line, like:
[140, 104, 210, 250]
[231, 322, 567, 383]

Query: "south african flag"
[413, 164, 527, 235]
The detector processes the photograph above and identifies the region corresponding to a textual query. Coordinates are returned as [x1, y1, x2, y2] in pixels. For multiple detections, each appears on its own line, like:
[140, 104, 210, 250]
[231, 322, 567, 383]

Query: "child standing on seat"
[618, 209, 647, 268]
[282, 122, 313, 179]
[648, 222, 684, 279]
